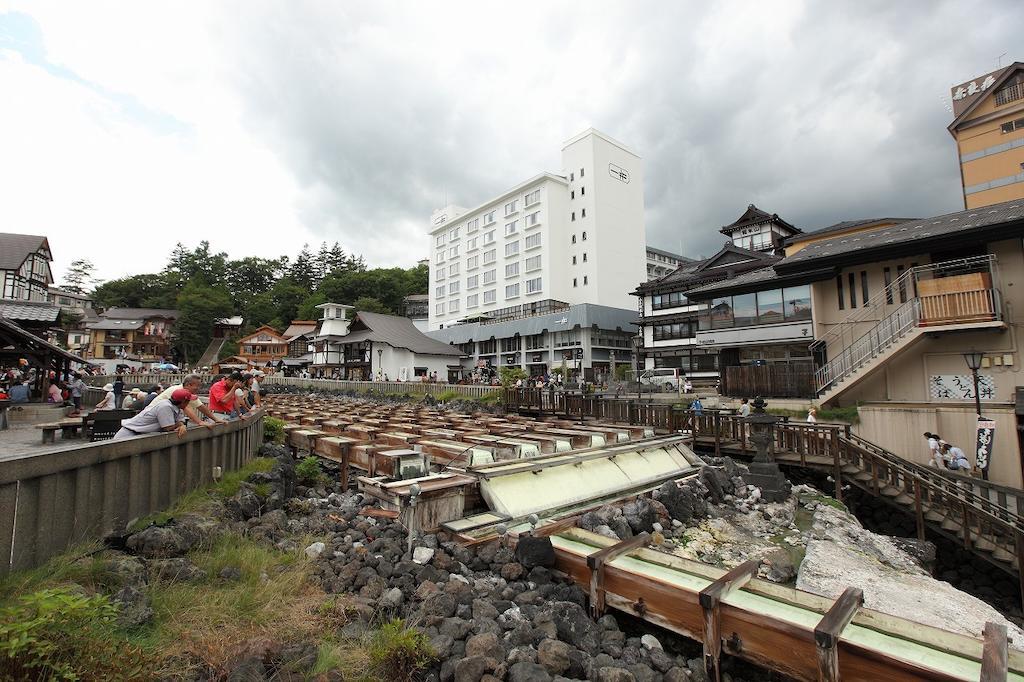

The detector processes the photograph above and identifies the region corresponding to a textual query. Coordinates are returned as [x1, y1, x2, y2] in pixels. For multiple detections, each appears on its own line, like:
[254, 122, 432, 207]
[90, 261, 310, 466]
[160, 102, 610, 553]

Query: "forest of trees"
[89, 241, 427, 364]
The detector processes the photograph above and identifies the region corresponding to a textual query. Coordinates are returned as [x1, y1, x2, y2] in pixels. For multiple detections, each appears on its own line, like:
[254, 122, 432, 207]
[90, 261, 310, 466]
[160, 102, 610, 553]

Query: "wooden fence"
[722, 363, 815, 399]
[0, 409, 265, 574]
[87, 374, 500, 399]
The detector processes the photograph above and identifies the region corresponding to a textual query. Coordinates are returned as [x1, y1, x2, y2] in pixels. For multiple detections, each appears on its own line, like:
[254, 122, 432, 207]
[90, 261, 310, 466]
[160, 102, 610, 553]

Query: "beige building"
[949, 62, 1024, 209]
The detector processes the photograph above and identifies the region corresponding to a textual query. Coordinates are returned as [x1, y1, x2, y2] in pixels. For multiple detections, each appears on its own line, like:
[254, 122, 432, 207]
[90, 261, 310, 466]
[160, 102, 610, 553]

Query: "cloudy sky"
[2, 1, 1021, 284]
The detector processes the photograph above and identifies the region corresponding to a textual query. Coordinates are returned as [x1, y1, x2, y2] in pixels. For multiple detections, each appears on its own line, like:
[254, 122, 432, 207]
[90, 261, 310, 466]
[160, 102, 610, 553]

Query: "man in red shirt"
[209, 372, 247, 419]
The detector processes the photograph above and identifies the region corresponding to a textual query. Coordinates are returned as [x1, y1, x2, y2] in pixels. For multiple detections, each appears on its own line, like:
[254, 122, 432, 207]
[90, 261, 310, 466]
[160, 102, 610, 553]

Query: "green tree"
[225, 256, 284, 312]
[325, 242, 347, 274]
[61, 259, 101, 294]
[269, 278, 309, 328]
[297, 291, 327, 320]
[352, 296, 390, 314]
[173, 282, 234, 364]
[164, 241, 229, 289]
[92, 274, 176, 309]
[288, 244, 317, 291]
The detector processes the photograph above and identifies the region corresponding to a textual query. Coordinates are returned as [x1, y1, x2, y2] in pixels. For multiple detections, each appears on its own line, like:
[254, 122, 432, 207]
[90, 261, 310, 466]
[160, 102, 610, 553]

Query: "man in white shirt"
[152, 374, 223, 428]
[113, 389, 190, 440]
[925, 432, 943, 467]
[738, 398, 751, 418]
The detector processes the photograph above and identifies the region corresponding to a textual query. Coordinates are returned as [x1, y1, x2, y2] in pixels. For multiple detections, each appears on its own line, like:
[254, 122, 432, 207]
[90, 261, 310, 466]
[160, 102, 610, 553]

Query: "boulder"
[454, 655, 497, 682]
[465, 632, 503, 661]
[549, 601, 600, 655]
[537, 638, 572, 675]
[515, 536, 556, 569]
[508, 661, 553, 682]
[149, 558, 207, 583]
[225, 484, 263, 521]
[113, 585, 153, 627]
[304, 542, 326, 559]
[413, 546, 436, 565]
[595, 667, 636, 682]
[125, 525, 190, 558]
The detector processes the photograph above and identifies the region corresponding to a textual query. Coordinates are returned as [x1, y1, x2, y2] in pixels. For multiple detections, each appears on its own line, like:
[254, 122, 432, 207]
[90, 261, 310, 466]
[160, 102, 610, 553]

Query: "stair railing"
[814, 298, 920, 393]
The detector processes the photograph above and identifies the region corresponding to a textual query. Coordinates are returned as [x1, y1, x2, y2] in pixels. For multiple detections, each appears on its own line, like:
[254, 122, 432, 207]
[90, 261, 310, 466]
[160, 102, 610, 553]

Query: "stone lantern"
[743, 396, 791, 502]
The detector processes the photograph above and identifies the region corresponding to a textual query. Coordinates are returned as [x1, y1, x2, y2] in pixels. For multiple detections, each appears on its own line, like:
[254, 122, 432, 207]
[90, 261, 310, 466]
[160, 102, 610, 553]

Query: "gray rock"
[454, 655, 497, 682]
[149, 557, 207, 583]
[595, 667, 636, 682]
[125, 525, 190, 558]
[414, 546, 436, 564]
[515, 536, 556, 569]
[465, 632, 503, 661]
[380, 587, 404, 609]
[549, 601, 600, 655]
[304, 541, 326, 559]
[219, 566, 243, 581]
[508, 661, 553, 682]
[640, 633, 662, 650]
[113, 585, 153, 627]
[225, 484, 263, 521]
[663, 667, 690, 682]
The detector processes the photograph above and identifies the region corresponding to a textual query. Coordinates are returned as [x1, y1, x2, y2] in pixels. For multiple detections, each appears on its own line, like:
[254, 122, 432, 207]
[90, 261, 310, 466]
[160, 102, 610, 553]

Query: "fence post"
[713, 412, 721, 458]
[831, 428, 843, 503]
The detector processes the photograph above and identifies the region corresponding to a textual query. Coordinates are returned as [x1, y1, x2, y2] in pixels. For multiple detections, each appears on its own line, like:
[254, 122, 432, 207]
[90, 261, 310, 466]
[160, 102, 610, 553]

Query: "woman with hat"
[94, 383, 116, 410]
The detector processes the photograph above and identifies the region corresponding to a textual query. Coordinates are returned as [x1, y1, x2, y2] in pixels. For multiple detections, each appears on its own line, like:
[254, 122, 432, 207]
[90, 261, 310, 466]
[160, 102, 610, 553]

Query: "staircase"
[196, 337, 227, 369]
[814, 255, 1005, 405]
[836, 433, 1024, 576]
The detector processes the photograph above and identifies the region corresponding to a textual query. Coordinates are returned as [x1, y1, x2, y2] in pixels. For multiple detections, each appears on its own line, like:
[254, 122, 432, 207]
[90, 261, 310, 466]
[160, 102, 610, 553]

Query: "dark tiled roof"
[683, 266, 782, 296]
[646, 246, 691, 261]
[0, 300, 61, 322]
[786, 217, 915, 244]
[0, 233, 48, 270]
[776, 199, 1024, 272]
[719, 204, 800, 235]
[100, 307, 179, 319]
[346, 311, 461, 356]
[87, 318, 146, 331]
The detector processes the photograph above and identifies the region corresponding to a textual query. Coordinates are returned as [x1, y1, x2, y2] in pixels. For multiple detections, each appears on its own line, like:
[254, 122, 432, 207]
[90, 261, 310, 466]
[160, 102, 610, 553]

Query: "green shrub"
[368, 619, 436, 681]
[478, 392, 502, 406]
[498, 366, 528, 387]
[435, 389, 460, 402]
[0, 587, 151, 680]
[262, 416, 286, 444]
[295, 456, 325, 486]
[212, 458, 275, 499]
[613, 364, 629, 381]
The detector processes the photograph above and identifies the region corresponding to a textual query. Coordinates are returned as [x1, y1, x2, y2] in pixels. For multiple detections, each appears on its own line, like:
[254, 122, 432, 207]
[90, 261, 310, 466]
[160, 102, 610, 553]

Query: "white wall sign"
[608, 163, 630, 183]
[952, 74, 997, 101]
[928, 374, 995, 400]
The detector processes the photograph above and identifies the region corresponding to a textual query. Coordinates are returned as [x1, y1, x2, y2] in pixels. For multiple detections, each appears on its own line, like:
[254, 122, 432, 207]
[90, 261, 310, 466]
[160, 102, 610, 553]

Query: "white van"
[638, 368, 682, 391]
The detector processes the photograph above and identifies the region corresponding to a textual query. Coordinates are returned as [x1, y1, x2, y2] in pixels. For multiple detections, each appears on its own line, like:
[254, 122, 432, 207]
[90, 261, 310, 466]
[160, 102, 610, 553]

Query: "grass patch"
[368, 619, 437, 682]
[210, 457, 275, 500]
[0, 541, 115, 601]
[262, 416, 286, 444]
[435, 389, 460, 402]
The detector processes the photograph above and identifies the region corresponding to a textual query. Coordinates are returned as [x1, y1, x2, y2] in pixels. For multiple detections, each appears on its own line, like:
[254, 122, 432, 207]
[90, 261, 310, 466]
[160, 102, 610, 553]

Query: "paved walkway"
[1, 415, 96, 460]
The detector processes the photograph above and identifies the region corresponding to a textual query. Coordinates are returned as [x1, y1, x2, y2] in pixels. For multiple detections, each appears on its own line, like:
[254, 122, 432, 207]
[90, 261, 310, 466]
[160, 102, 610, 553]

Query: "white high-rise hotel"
[427, 129, 646, 331]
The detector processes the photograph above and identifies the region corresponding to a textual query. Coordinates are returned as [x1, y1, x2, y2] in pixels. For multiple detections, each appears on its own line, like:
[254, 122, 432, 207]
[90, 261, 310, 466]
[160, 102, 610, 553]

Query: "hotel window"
[467, 275, 479, 289]
[883, 267, 893, 304]
[467, 255, 479, 270]
[571, 190, 575, 200]
[467, 218, 479, 232]
[505, 262, 519, 278]
[526, 277, 542, 294]
[571, 212, 576, 221]
[449, 263, 459, 276]
[506, 283, 520, 298]
[467, 294, 478, 308]
[505, 241, 520, 257]
[449, 245, 459, 258]
[525, 255, 542, 272]
[525, 211, 540, 227]
[836, 275, 845, 311]
[572, 234, 577, 244]
[483, 289, 496, 304]
[570, 172, 574, 181]
[483, 210, 496, 225]
[505, 220, 518, 236]
[449, 281, 459, 294]
[479, 338, 496, 354]
[435, 267, 445, 281]
[860, 271, 869, 304]
[582, 231, 587, 241]
[435, 234, 445, 247]
[483, 269, 496, 284]
[483, 230, 495, 245]
[505, 199, 518, 216]
[580, 186, 585, 196]
[896, 265, 907, 303]
[467, 237, 478, 251]
[1002, 122, 1015, 134]
[582, 252, 587, 262]
[580, 167, 584, 177]
[449, 226, 460, 240]
[583, 275, 588, 285]
[525, 233, 541, 249]
[435, 250, 445, 264]
[449, 299, 460, 313]
[435, 285, 445, 298]
[581, 208, 586, 217]
[573, 256, 577, 265]
[483, 249, 496, 264]
[525, 189, 540, 206]
[436, 302, 445, 315]
[573, 278, 578, 287]
[848, 272, 857, 309]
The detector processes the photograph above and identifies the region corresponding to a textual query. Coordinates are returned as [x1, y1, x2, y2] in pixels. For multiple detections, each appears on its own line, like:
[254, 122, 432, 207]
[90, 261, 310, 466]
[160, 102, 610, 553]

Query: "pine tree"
[288, 244, 316, 290]
[61, 259, 101, 294]
[326, 242, 347, 274]
[314, 241, 329, 287]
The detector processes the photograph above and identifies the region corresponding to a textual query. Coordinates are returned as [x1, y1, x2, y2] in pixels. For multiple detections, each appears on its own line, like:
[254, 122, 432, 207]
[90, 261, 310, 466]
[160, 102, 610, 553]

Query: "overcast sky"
[2, 1, 1021, 284]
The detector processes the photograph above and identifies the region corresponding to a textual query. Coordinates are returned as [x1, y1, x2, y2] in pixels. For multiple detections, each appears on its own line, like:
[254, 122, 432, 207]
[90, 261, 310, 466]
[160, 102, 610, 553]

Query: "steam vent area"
[265, 392, 1024, 682]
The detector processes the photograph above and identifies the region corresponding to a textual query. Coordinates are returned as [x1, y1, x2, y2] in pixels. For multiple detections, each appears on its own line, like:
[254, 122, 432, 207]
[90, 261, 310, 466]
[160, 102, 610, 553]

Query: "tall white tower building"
[427, 129, 646, 331]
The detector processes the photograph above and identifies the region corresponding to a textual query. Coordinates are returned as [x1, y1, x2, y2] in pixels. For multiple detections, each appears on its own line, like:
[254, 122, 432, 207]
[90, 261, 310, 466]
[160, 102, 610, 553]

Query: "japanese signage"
[608, 163, 630, 183]
[952, 74, 997, 101]
[928, 374, 995, 400]
[975, 419, 996, 473]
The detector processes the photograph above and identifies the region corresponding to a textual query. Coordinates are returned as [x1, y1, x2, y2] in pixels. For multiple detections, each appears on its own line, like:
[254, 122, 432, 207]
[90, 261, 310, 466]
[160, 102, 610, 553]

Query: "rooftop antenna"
[997, 52, 1007, 69]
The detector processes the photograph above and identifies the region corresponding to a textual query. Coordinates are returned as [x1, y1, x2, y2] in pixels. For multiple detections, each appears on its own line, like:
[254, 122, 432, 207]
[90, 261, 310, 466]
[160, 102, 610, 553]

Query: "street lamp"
[632, 333, 644, 402]
[963, 350, 984, 419]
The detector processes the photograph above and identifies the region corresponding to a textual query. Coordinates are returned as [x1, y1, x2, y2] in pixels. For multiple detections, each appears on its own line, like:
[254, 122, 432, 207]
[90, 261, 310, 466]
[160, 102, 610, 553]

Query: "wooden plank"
[814, 587, 863, 682]
[698, 560, 760, 682]
[980, 621, 1008, 682]
[587, 533, 651, 617]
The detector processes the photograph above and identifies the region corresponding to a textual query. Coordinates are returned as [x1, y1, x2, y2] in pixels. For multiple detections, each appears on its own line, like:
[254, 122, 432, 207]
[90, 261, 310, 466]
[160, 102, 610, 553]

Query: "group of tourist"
[924, 432, 972, 472]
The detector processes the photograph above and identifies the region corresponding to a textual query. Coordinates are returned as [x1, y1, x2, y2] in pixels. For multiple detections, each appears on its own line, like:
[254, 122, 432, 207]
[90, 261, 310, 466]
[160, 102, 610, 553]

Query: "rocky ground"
[83, 438, 1022, 680]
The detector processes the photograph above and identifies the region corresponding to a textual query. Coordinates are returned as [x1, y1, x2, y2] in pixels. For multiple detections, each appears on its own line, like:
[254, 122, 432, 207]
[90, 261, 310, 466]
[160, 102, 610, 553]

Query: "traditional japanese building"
[0, 233, 61, 334]
[86, 307, 178, 371]
[237, 325, 289, 368]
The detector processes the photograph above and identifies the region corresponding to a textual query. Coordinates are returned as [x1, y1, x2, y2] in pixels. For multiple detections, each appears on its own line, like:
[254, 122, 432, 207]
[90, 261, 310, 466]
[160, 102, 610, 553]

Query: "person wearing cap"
[113, 388, 191, 440]
[208, 372, 249, 419]
[152, 374, 224, 428]
[122, 388, 145, 411]
[95, 383, 117, 410]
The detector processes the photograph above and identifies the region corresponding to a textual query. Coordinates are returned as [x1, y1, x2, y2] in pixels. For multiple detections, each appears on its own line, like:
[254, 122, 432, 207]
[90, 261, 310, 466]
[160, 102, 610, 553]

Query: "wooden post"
[814, 587, 863, 682]
[586, 533, 650, 618]
[962, 501, 972, 549]
[980, 621, 1008, 682]
[1016, 534, 1024, 613]
[831, 429, 843, 503]
[913, 479, 925, 542]
[714, 412, 721, 458]
[698, 560, 759, 682]
[340, 447, 350, 490]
